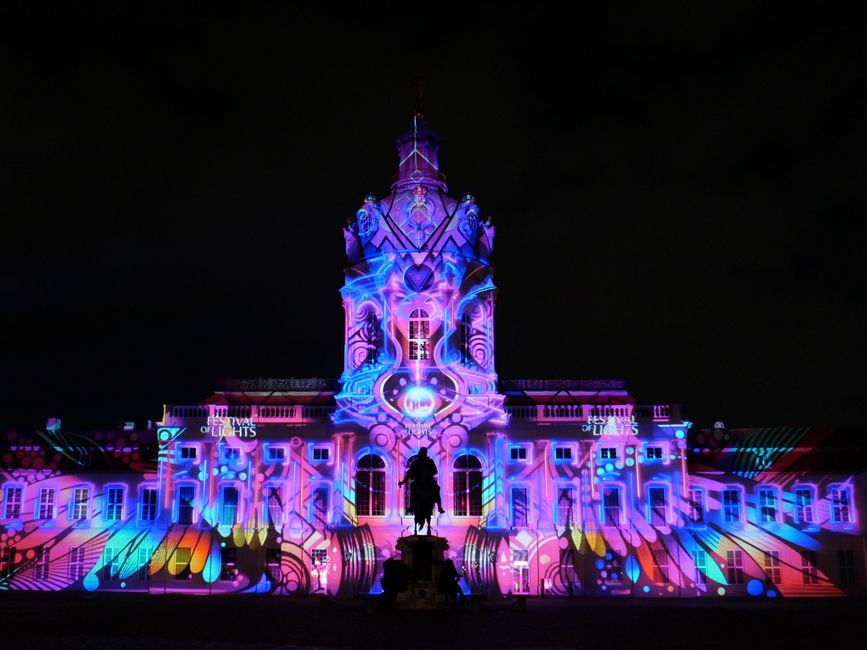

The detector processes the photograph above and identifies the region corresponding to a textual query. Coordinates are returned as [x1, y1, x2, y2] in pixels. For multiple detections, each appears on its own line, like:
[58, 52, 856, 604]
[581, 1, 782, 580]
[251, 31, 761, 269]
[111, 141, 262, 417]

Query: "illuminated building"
[1, 116, 864, 597]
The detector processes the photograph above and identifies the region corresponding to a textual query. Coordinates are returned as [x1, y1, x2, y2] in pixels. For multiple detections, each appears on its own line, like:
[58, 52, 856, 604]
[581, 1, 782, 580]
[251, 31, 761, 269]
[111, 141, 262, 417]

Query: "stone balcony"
[163, 404, 337, 425]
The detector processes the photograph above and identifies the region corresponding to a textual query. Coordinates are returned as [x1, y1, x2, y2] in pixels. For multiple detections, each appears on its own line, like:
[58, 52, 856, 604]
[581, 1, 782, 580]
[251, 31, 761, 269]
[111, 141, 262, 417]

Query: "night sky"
[2, 3, 865, 433]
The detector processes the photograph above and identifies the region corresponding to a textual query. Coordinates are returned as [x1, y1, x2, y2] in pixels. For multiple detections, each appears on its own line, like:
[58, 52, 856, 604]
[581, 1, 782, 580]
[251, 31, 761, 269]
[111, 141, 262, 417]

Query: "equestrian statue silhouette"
[398, 447, 445, 535]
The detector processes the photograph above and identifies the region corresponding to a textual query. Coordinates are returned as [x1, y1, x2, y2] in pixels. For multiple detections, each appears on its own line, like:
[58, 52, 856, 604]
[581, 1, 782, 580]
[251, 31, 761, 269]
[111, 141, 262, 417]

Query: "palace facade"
[1, 116, 864, 597]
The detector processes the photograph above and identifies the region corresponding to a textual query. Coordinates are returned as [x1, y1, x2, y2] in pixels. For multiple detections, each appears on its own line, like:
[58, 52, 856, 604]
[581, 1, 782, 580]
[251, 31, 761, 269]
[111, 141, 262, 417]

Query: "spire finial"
[408, 77, 424, 117]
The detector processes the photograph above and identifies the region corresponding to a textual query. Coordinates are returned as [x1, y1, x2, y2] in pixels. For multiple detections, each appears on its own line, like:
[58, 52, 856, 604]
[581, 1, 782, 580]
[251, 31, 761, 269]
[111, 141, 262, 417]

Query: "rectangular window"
[178, 445, 197, 461]
[408, 314, 430, 361]
[34, 547, 50, 580]
[602, 486, 621, 526]
[221, 486, 239, 526]
[312, 548, 328, 566]
[722, 488, 742, 524]
[511, 487, 529, 528]
[266, 548, 281, 581]
[70, 487, 90, 520]
[105, 486, 124, 521]
[801, 550, 818, 585]
[645, 446, 664, 461]
[68, 547, 85, 581]
[311, 446, 331, 462]
[726, 550, 744, 584]
[312, 486, 329, 524]
[3, 486, 22, 519]
[554, 446, 573, 461]
[838, 550, 855, 585]
[220, 547, 237, 581]
[508, 445, 528, 462]
[557, 486, 575, 527]
[221, 447, 241, 463]
[694, 548, 707, 586]
[647, 485, 668, 526]
[511, 549, 529, 594]
[141, 487, 158, 521]
[651, 546, 670, 583]
[266, 485, 285, 527]
[688, 487, 705, 525]
[0, 546, 15, 576]
[177, 485, 195, 525]
[38, 488, 56, 519]
[830, 485, 852, 524]
[757, 487, 778, 523]
[560, 548, 580, 586]
[137, 547, 150, 581]
[764, 550, 782, 584]
[605, 554, 623, 585]
[175, 547, 192, 580]
[266, 445, 287, 463]
[600, 447, 617, 460]
[102, 547, 117, 581]
[409, 341, 428, 360]
[794, 486, 815, 523]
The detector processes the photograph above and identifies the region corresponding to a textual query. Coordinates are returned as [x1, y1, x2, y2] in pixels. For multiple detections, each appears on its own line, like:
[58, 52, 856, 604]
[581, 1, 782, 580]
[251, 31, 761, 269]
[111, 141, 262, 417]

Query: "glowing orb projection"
[403, 385, 435, 419]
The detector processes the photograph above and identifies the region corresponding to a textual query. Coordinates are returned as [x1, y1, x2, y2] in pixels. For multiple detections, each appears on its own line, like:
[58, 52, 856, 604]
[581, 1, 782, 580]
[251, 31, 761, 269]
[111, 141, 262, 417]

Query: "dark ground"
[0, 592, 864, 649]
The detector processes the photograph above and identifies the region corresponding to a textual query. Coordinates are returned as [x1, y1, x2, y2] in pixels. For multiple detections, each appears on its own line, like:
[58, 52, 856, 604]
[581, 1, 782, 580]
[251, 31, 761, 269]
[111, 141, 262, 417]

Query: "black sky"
[2, 2, 865, 432]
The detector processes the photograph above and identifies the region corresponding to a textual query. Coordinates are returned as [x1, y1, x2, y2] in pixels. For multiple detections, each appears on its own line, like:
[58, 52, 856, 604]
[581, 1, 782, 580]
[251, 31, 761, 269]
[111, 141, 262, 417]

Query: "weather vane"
[409, 77, 424, 117]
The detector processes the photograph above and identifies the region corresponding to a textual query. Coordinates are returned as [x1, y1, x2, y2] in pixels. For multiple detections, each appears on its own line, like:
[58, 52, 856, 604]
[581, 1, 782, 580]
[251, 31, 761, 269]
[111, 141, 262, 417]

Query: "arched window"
[356, 454, 386, 517]
[408, 309, 430, 360]
[453, 454, 483, 517]
[403, 454, 439, 515]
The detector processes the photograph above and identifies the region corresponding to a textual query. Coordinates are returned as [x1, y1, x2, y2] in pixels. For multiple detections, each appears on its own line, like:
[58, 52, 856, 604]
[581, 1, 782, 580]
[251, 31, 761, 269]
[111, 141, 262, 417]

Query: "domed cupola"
[391, 113, 448, 193]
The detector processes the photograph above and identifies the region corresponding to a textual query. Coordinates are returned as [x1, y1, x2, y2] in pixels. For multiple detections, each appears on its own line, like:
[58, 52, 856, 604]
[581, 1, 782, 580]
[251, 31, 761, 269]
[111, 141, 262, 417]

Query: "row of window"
[0, 545, 330, 583]
[1, 485, 158, 522]
[687, 484, 854, 526]
[695, 548, 857, 587]
[2, 479, 854, 529]
[175, 440, 661, 468]
[506, 443, 669, 464]
[174, 443, 332, 465]
[4, 544, 855, 588]
[356, 453, 484, 517]
[551, 547, 858, 588]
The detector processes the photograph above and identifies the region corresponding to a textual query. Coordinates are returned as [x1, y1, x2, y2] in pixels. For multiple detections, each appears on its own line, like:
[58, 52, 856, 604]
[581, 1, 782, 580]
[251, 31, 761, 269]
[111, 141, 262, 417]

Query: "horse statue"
[399, 447, 444, 535]
[408, 476, 437, 535]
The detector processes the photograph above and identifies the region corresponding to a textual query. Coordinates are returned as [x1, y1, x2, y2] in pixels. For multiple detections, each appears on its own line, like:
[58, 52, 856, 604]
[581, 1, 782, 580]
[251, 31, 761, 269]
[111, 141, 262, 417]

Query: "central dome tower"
[336, 113, 504, 444]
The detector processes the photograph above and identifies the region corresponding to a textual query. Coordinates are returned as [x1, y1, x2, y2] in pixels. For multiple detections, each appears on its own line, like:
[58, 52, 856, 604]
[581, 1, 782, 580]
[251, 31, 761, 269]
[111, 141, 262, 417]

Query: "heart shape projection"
[404, 264, 434, 293]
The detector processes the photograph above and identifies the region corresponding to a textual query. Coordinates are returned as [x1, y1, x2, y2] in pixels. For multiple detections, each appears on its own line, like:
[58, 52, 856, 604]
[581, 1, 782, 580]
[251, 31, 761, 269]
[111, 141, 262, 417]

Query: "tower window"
[408, 309, 430, 360]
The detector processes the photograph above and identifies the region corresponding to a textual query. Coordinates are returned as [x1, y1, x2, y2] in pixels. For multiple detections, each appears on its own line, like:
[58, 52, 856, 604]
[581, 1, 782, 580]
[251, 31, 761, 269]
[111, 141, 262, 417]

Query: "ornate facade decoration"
[0, 116, 863, 599]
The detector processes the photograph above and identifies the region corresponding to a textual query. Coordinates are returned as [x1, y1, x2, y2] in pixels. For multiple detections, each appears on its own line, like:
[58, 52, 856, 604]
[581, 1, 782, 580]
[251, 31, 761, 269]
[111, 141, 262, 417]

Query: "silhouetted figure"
[380, 554, 409, 610]
[438, 557, 463, 606]
[399, 447, 444, 534]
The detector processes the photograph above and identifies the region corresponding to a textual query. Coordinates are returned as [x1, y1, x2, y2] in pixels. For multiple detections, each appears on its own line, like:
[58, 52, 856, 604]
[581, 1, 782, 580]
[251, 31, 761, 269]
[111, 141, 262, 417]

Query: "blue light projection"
[0, 116, 862, 600]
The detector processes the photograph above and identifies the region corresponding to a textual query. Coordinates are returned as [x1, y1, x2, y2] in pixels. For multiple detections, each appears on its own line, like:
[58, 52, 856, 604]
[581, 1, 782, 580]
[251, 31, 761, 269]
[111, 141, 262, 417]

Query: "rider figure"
[399, 447, 446, 515]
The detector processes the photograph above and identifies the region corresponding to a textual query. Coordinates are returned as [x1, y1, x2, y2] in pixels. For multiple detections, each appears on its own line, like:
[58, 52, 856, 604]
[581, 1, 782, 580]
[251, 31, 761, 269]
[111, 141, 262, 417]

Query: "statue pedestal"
[393, 534, 450, 609]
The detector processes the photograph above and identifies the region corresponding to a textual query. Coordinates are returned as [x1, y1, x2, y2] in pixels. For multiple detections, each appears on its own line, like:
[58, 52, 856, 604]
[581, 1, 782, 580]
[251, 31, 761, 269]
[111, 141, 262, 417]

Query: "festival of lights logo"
[402, 385, 435, 419]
